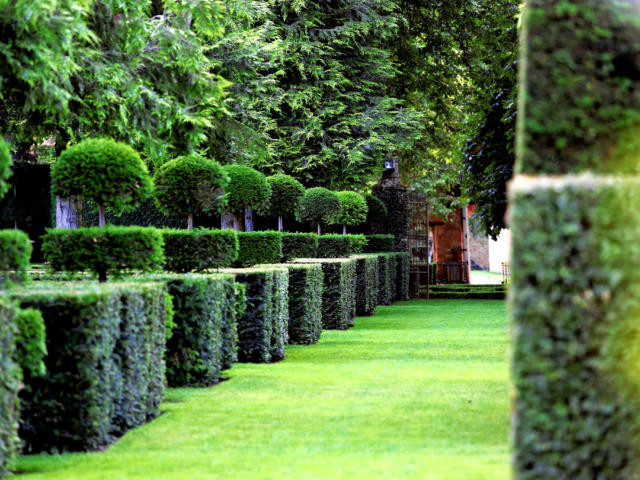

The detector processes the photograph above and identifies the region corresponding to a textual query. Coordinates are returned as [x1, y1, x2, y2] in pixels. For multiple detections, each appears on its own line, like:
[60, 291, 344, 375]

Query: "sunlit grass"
[15, 299, 510, 480]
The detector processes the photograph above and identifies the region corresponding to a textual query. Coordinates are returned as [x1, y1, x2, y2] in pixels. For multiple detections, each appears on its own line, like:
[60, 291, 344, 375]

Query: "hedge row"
[281, 233, 318, 261]
[0, 229, 32, 286]
[352, 255, 379, 316]
[428, 284, 506, 300]
[162, 229, 238, 272]
[236, 231, 283, 267]
[363, 234, 395, 253]
[391, 252, 410, 302]
[294, 258, 356, 330]
[143, 274, 243, 387]
[8, 282, 171, 453]
[222, 267, 289, 363]
[259, 263, 323, 345]
[0, 300, 19, 476]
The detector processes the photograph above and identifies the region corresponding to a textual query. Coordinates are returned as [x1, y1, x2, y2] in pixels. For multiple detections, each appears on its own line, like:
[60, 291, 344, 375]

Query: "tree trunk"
[317, 223, 321, 236]
[98, 204, 106, 227]
[343, 225, 347, 235]
[187, 213, 194, 231]
[233, 214, 242, 231]
[221, 211, 235, 229]
[278, 216, 283, 232]
[244, 208, 254, 232]
[56, 196, 84, 228]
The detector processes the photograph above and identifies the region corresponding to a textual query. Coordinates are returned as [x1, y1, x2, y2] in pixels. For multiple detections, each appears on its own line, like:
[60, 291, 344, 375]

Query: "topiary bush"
[333, 191, 368, 234]
[364, 234, 395, 253]
[162, 229, 238, 272]
[364, 193, 387, 233]
[267, 174, 304, 231]
[317, 234, 351, 258]
[281, 233, 318, 261]
[298, 187, 340, 235]
[0, 138, 13, 200]
[42, 226, 164, 282]
[0, 300, 19, 477]
[294, 258, 356, 330]
[0, 229, 32, 285]
[222, 165, 271, 229]
[352, 255, 379, 316]
[221, 267, 289, 363]
[376, 253, 394, 306]
[236, 231, 283, 267]
[10, 282, 169, 453]
[346, 234, 366, 254]
[153, 154, 228, 230]
[51, 138, 152, 227]
[14, 308, 47, 378]
[390, 252, 410, 301]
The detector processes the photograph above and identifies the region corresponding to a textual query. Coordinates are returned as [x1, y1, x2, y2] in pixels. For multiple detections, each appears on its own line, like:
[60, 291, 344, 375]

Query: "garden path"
[16, 299, 509, 480]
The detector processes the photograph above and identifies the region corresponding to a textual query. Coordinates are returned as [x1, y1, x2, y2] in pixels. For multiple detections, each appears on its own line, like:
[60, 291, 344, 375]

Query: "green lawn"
[15, 300, 510, 480]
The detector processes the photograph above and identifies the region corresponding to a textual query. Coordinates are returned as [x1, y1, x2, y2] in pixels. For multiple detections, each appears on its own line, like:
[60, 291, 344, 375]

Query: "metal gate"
[408, 191, 430, 298]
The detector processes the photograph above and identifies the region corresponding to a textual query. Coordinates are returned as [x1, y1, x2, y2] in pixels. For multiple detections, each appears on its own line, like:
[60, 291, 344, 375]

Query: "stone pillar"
[372, 154, 408, 253]
[511, 2, 640, 478]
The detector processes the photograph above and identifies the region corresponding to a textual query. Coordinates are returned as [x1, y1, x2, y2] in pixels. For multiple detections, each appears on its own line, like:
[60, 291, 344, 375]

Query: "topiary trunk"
[221, 211, 234, 230]
[98, 204, 106, 227]
[55, 196, 84, 229]
[317, 223, 321, 236]
[278, 216, 283, 232]
[343, 225, 347, 235]
[187, 213, 193, 231]
[244, 208, 254, 231]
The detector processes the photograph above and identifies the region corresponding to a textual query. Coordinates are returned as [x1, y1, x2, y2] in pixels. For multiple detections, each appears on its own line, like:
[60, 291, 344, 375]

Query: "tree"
[222, 164, 271, 231]
[0, 139, 12, 200]
[51, 138, 152, 227]
[267, 174, 305, 231]
[364, 193, 387, 234]
[298, 187, 340, 235]
[153, 154, 228, 230]
[333, 191, 368, 234]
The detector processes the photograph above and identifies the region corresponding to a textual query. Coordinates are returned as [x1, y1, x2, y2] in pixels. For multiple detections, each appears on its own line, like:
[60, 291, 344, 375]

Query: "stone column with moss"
[511, 1, 640, 478]
[372, 156, 408, 252]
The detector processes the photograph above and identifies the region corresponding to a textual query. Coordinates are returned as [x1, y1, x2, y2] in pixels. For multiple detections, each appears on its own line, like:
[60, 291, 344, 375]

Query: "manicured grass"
[15, 299, 509, 480]
[470, 270, 505, 285]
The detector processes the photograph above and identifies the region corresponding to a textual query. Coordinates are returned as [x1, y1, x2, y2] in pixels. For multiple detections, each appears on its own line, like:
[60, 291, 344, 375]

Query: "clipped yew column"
[511, 1, 640, 478]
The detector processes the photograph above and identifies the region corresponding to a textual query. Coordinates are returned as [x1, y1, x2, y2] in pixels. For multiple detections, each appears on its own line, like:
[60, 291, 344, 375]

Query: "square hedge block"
[352, 255, 379, 316]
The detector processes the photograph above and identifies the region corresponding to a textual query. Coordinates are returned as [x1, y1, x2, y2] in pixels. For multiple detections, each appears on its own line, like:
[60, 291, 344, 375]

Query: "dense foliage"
[235, 231, 283, 267]
[363, 193, 387, 233]
[281, 233, 318, 261]
[0, 139, 12, 199]
[332, 191, 368, 233]
[223, 164, 271, 215]
[298, 188, 340, 235]
[267, 174, 304, 230]
[0, 300, 19, 476]
[162, 229, 238, 272]
[154, 154, 228, 229]
[0, 229, 32, 285]
[52, 138, 152, 225]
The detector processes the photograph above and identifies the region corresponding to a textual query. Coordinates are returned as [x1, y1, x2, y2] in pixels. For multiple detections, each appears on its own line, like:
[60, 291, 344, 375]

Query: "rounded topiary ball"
[298, 187, 340, 227]
[222, 164, 271, 215]
[154, 154, 228, 217]
[364, 193, 387, 228]
[52, 138, 152, 212]
[267, 174, 305, 216]
[333, 191, 368, 228]
[0, 139, 12, 200]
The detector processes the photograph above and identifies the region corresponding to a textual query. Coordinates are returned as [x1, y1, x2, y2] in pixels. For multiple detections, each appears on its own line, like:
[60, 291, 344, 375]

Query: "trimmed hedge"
[364, 234, 394, 253]
[376, 254, 394, 306]
[0, 300, 19, 476]
[510, 176, 640, 478]
[294, 258, 356, 330]
[259, 263, 323, 345]
[281, 233, 318, 261]
[162, 229, 238, 272]
[346, 234, 366, 254]
[10, 282, 169, 453]
[222, 282, 246, 370]
[352, 255, 379, 316]
[428, 284, 506, 299]
[390, 252, 410, 301]
[141, 274, 242, 386]
[221, 267, 289, 363]
[43, 226, 164, 282]
[0, 229, 32, 285]
[317, 234, 351, 258]
[236, 231, 283, 267]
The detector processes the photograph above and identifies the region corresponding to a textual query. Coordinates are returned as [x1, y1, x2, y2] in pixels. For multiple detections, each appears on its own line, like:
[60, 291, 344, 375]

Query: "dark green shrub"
[390, 252, 410, 301]
[43, 226, 164, 282]
[236, 231, 283, 267]
[51, 138, 152, 226]
[162, 229, 238, 272]
[294, 258, 356, 330]
[0, 229, 32, 285]
[333, 191, 367, 234]
[153, 154, 228, 230]
[222, 164, 271, 215]
[317, 234, 351, 258]
[221, 281, 246, 370]
[282, 233, 318, 261]
[376, 253, 394, 306]
[353, 255, 379, 316]
[267, 174, 304, 231]
[14, 308, 46, 377]
[346, 234, 366, 254]
[10, 282, 169, 453]
[0, 139, 12, 199]
[428, 284, 506, 299]
[0, 300, 19, 476]
[364, 234, 395, 253]
[298, 187, 340, 235]
[364, 193, 387, 233]
[222, 267, 288, 363]
[259, 263, 323, 345]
